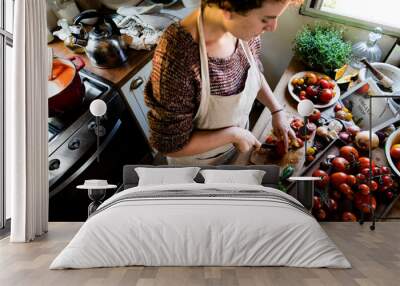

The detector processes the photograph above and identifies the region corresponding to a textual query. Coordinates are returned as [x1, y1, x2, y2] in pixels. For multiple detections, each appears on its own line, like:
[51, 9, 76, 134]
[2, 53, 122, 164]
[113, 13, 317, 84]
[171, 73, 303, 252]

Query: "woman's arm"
[166, 126, 261, 157]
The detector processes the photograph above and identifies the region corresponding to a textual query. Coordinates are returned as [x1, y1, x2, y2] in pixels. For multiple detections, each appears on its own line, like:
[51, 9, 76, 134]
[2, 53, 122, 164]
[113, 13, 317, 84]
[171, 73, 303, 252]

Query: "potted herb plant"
[293, 23, 352, 78]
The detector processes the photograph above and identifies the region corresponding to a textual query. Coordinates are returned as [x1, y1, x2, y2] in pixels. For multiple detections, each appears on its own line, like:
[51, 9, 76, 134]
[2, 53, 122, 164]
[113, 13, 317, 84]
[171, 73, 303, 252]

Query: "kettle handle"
[73, 10, 99, 25]
[104, 15, 121, 36]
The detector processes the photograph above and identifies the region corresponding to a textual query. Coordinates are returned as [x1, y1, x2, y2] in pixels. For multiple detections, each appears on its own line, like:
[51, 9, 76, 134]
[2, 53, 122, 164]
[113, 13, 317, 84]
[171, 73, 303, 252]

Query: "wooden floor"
[0, 222, 399, 286]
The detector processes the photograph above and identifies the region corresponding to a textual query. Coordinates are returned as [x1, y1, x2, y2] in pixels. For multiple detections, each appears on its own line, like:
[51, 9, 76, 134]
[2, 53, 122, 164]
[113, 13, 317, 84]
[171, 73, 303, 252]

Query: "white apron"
[167, 12, 263, 165]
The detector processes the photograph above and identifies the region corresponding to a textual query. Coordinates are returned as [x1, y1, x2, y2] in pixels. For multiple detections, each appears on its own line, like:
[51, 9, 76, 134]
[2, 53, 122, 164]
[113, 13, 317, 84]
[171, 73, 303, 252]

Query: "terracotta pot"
[48, 56, 85, 115]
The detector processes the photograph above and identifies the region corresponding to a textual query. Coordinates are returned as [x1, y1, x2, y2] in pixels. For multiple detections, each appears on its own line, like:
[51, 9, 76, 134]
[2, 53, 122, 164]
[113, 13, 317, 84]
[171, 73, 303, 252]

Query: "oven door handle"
[50, 119, 122, 199]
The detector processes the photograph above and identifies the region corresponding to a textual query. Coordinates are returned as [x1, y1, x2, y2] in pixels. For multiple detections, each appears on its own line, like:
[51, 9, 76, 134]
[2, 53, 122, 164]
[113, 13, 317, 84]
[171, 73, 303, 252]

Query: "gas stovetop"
[48, 72, 110, 143]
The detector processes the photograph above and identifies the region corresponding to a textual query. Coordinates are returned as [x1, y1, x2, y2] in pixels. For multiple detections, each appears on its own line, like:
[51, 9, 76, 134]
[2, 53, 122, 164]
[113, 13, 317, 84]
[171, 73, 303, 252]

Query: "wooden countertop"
[233, 58, 304, 165]
[49, 40, 153, 88]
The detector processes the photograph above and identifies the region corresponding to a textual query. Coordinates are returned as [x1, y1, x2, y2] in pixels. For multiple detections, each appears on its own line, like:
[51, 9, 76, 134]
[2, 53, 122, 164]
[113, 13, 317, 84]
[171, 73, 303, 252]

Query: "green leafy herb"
[293, 22, 352, 75]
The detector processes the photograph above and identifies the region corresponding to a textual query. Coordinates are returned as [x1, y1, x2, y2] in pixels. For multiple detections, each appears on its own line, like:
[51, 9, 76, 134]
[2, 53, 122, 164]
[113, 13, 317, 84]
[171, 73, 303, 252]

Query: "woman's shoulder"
[155, 22, 198, 60]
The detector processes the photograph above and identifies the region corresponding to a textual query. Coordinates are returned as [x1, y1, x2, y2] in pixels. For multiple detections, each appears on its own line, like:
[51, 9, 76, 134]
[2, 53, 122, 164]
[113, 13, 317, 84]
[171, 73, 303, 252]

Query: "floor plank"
[0, 222, 399, 286]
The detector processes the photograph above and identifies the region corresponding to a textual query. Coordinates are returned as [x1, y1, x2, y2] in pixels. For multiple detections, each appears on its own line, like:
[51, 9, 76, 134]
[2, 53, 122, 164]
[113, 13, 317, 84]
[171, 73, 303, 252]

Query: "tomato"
[312, 169, 329, 188]
[305, 72, 318, 85]
[313, 196, 322, 209]
[334, 104, 343, 112]
[356, 173, 366, 184]
[358, 184, 370, 196]
[319, 88, 333, 103]
[346, 175, 356, 186]
[370, 180, 378, 192]
[331, 157, 349, 172]
[380, 166, 391, 174]
[356, 83, 369, 95]
[386, 191, 394, 200]
[355, 194, 376, 214]
[308, 109, 321, 122]
[338, 183, 351, 194]
[372, 167, 381, 176]
[331, 172, 348, 187]
[360, 168, 371, 178]
[319, 79, 330, 89]
[342, 212, 357, 222]
[306, 86, 317, 97]
[390, 144, 400, 160]
[328, 81, 336, 89]
[358, 157, 375, 170]
[330, 190, 341, 200]
[382, 175, 393, 188]
[290, 118, 304, 131]
[339, 146, 359, 162]
[265, 135, 276, 145]
[328, 198, 338, 211]
[315, 208, 327, 220]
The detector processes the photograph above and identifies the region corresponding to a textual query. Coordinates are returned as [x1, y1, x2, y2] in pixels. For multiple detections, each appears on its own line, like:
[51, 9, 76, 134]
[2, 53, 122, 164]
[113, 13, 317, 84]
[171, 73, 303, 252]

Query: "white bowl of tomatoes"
[385, 128, 400, 177]
[288, 71, 341, 108]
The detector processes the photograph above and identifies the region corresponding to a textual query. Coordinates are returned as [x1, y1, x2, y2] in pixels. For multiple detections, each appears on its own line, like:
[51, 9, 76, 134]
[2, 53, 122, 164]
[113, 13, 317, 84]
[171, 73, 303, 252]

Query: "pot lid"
[48, 58, 76, 98]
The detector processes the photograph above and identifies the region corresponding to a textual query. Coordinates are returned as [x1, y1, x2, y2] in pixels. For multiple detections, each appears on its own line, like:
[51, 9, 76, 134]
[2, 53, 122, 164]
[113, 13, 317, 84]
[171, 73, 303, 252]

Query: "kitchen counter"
[233, 58, 304, 165]
[48, 4, 192, 88]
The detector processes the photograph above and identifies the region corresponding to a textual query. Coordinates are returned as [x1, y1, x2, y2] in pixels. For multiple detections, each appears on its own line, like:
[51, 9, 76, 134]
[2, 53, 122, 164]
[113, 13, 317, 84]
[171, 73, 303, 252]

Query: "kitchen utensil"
[288, 71, 341, 108]
[48, 56, 86, 115]
[73, 11, 128, 68]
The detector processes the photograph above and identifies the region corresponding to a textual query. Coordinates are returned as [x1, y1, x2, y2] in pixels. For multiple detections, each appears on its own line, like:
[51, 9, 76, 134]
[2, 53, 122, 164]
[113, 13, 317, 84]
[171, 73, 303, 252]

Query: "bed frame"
[122, 165, 310, 209]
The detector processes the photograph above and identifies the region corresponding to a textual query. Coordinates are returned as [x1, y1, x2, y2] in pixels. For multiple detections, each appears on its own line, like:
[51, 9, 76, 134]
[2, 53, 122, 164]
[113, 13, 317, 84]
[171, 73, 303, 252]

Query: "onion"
[346, 125, 361, 137]
[339, 132, 351, 142]
[355, 131, 379, 150]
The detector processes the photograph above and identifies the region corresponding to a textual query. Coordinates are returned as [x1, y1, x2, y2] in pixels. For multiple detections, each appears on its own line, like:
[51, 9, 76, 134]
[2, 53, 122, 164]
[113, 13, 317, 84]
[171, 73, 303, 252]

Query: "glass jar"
[350, 27, 383, 69]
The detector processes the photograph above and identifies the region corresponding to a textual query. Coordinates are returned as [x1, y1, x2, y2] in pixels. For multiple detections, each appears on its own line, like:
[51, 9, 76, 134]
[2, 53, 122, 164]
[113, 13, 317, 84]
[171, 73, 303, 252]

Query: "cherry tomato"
[370, 180, 378, 192]
[306, 86, 317, 97]
[358, 157, 375, 170]
[338, 183, 352, 194]
[346, 175, 357, 186]
[328, 81, 336, 89]
[339, 146, 359, 162]
[319, 88, 333, 103]
[313, 196, 322, 209]
[331, 190, 341, 200]
[308, 109, 321, 122]
[334, 104, 343, 112]
[305, 72, 318, 85]
[331, 172, 348, 187]
[312, 169, 330, 188]
[372, 167, 381, 176]
[355, 195, 376, 214]
[360, 168, 371, 178]
[390, 144, 400, 160]
[328, 198, 338, 211]
[386, 191, 394, 200]
[358, 184, 370, 196]
[315, 208, 327, 220]
[299, 90, 307, 100]
[332, 157, 350, 172]
[342, 212, 357, 222]
[382, 175, 393, 188]
[380, 166, 391, 174]
[319, 79, 330, 89]
[356, 173, 366, 184]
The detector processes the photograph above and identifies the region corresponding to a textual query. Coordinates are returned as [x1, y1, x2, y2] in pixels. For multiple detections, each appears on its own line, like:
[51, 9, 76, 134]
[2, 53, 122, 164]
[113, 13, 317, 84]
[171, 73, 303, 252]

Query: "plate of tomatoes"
[288, 71, 341, 108]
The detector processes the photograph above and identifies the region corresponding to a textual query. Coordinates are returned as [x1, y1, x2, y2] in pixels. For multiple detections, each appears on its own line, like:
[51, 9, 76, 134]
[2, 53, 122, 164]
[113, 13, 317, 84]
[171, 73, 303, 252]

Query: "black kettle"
[73, 11, 128, 68]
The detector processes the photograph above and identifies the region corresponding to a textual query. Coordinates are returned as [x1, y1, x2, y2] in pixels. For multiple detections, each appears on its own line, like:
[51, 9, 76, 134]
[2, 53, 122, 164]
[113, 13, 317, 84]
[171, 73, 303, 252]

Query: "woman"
[145, 0, 301, 165]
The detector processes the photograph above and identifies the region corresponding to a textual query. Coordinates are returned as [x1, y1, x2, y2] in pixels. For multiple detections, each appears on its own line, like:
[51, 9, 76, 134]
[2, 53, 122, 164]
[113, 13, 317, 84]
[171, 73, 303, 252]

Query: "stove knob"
[68, 138, 81, 150]
[49, 159, 60, 171]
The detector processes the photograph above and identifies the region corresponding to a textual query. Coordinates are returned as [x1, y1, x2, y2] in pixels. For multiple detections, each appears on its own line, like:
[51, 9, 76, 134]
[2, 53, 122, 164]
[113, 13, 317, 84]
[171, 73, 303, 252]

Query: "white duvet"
[50, 183, 351, 269]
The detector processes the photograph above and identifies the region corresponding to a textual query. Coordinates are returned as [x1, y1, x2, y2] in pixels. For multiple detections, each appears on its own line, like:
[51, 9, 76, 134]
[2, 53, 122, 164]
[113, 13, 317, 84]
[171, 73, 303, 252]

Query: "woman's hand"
[271, 111, 296, 152]
[230, 127, 262, 153]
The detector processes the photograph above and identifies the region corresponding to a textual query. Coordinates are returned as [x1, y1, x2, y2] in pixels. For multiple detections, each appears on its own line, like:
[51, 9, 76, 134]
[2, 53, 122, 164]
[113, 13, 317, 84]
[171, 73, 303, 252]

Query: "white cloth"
[167, 12, 262, 165]
[50, 183, 351, 269]
[7, 0, 48, 242]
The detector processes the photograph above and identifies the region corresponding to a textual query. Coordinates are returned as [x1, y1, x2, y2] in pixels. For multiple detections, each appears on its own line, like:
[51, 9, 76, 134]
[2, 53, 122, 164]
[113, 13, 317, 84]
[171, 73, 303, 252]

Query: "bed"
[50, 165, 351, 269]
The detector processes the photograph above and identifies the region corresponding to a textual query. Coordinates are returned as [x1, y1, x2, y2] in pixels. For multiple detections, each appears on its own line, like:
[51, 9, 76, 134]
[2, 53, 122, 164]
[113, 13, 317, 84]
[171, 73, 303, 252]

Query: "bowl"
[359, 62, 400, 94]
[288, 71, 341, 109]
[385, 128, 400, 177]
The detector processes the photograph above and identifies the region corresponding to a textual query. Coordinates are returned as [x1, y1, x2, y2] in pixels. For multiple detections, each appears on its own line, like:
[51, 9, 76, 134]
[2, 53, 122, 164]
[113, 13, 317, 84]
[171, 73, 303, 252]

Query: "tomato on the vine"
[358, 184, 370, 196]
[339, 146, 359, 162]
[331, 157, 350, 172]
[358, 157, 375, 170]
[312, 169, 329, 188]
[346, 175, 357, 186]
[331, 172, 348, 187]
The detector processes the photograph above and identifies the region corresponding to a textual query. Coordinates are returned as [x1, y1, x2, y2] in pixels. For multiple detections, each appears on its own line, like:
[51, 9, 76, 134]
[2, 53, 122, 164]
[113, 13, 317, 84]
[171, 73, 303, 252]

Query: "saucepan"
[48, 56, 85, 116]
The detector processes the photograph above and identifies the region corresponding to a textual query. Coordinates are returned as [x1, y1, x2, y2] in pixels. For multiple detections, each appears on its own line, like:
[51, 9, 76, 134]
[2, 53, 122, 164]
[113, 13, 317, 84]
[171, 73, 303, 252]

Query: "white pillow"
[135, 167, 201, 186]
[200, 169, 266, 185]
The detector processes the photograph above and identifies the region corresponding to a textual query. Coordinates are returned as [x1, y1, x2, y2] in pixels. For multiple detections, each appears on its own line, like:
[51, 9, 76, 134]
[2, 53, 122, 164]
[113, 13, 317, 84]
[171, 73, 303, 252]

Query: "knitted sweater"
[144, 22, 262, 154]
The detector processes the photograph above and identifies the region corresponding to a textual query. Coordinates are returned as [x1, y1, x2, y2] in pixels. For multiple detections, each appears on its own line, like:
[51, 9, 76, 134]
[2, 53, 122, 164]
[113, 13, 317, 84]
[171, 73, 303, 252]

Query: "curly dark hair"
[202, 0, 303, 14]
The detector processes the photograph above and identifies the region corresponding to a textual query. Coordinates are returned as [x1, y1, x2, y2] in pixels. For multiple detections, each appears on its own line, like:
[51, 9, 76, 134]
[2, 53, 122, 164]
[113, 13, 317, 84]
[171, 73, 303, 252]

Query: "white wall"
[260, 5, 398, 89]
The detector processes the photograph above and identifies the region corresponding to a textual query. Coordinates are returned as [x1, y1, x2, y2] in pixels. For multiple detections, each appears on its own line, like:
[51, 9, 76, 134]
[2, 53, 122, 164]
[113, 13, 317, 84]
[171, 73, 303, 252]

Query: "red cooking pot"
[48, 56, 85, 115]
